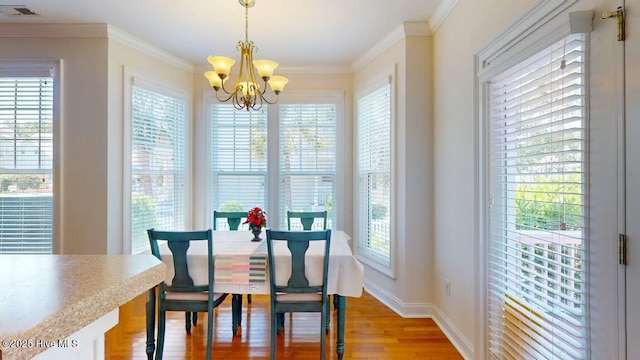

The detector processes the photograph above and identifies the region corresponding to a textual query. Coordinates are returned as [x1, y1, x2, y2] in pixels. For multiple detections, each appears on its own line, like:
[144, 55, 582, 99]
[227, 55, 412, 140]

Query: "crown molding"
[0, 23, 193, 72]
[277, 65, 353, 74]
[107, 25, 193, 72]
[0, 23, 107, 37]
[403, 21, 431, 37]
[351, 21, 430, 72]
[428, 0, 458, 34]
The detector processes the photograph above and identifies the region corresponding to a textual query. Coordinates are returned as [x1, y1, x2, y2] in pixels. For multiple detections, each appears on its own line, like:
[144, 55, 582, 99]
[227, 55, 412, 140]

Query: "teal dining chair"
[266, 229, 332, 360]
[286, 210, 328, 231]
[147, 229, 229, 360]
[213, 211, 247, 231]
[286, 210, 336, 312]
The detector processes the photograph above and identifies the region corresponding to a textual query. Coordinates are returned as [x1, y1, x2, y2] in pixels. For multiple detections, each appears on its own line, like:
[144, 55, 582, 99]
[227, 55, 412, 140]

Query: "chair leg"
[320, 305, 327, 360]
[157, 307, 166, 360]
[185, 312, 192, 335]
[193, 311, 198, 326]
[277, 312, 285, 335]
[333, 295, 338, 310]
[206, 308, 213, 360]
[271, 308, 278, 360]
[247, 294, 252, 304]
[325, 302, 330, 333]
[238, 295, 243, 326]
[231, 294, 240, 335]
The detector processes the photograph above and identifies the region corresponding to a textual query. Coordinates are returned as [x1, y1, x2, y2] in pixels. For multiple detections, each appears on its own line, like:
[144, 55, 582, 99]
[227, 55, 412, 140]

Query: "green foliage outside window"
[515, 174, 582, 230]
[0, 175, 44, 192]
[220, 201, 245, 212]
[371, 203, 388, 220]
[132, 194, 157, 247]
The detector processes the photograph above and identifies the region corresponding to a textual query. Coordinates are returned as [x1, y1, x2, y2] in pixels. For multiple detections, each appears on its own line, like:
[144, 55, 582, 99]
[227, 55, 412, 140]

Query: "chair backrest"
[286, 211, 328, 230]
[266, 229, 331, 296]
[147, 228, 213, 294]
[213, 211, 247, 230]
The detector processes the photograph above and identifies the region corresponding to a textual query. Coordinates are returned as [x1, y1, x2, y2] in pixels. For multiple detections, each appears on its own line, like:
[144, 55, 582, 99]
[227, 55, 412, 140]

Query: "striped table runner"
[214, 240, 267, 284]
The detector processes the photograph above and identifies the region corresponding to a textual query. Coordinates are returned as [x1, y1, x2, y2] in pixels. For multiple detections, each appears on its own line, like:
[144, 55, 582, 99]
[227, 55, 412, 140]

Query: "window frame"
[0, 60, 61, 254]
[123, 66, 192, 254]
[354, 65, 396, 277]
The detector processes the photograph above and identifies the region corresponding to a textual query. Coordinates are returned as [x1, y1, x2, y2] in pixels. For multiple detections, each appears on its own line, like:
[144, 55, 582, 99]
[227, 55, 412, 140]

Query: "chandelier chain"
[245, 4, 249, 44]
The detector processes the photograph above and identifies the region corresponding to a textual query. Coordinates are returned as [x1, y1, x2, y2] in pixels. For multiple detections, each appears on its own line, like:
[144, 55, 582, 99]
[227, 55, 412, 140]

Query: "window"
[0, 65, 56, 254]
[279, 103, 336, 229]
[486, 33, 587, 359]
[355, 73, 392, 268]
[128, 77, 187, 254]
[208, 93, 340, 229]
[210, 105, 267, 230]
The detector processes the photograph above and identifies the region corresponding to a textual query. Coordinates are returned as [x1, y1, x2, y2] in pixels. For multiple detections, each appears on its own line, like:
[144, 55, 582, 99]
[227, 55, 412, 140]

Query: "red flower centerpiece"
[244, 206, 266, 241]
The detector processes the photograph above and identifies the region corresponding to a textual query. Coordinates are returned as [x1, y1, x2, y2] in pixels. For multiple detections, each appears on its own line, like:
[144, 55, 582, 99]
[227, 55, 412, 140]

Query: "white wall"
[353, 30, 433, 314]
[0, 28, 110, 254]
[431, 0, 535, 357]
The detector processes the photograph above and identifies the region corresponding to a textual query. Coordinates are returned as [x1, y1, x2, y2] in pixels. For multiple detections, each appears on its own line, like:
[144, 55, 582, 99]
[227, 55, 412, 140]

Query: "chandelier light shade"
[204, 0, 288, 111]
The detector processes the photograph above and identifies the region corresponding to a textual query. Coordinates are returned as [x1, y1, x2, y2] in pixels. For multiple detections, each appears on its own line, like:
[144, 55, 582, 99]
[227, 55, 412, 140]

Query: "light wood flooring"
[105, 291, 463, 359]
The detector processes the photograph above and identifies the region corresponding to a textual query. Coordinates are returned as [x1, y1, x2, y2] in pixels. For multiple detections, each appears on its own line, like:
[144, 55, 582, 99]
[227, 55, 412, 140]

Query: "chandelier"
[204, 0, 288, 111]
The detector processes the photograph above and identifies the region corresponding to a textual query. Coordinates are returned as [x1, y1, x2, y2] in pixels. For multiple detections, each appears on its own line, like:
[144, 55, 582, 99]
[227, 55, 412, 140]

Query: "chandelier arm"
[232, 93, 244, 111]
[251, 90, 265, 110]
[215, 89, 235, 103]
[261, 93, 279, 105]
[250, 100, 263, 111]
[218, 80, 234, 95]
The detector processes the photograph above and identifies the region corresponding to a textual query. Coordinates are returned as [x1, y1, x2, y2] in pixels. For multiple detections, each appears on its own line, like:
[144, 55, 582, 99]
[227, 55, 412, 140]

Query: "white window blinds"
[0, 71, 54, 254]
[210, 104, 267, 227]
[279, 103, 336, 230]
[356, 79, 392, 265]
[131, 85, 186, 254]
[487, 33, 587, 359]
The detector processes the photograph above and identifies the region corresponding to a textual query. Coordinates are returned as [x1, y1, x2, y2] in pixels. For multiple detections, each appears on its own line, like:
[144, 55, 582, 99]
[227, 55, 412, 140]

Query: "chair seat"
[166, 291, 227, 302]
[276, 293, 323, 302]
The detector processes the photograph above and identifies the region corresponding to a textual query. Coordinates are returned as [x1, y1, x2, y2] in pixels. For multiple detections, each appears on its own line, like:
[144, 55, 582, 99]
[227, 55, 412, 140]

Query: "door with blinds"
[482, 0, 625, 358]
[625, 0, 639, 357]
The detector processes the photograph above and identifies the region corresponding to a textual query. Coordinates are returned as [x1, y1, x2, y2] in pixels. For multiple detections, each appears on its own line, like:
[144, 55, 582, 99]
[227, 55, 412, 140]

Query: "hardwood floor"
[105, 291, 463, 359]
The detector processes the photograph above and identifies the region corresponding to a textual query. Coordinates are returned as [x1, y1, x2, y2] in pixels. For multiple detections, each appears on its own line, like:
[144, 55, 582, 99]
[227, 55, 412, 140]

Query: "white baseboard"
[431, 306, 474, 360]
[364, 279, 474, 359]
[364, 279, 433, 317]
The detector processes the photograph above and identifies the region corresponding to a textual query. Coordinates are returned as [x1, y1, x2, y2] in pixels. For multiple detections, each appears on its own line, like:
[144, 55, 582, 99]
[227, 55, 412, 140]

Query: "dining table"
[143, 229, 364, 360]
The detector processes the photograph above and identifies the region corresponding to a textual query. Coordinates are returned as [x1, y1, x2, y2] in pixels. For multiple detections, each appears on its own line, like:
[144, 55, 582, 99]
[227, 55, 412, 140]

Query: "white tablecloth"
[150, 230, 364, 298]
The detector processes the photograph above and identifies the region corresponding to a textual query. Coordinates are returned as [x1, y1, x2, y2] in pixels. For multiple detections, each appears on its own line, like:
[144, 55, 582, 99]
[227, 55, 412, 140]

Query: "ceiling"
[0, 0, 442, 69]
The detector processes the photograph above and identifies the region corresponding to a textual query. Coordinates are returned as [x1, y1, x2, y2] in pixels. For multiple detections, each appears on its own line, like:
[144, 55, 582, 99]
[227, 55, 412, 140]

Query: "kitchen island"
[0, 255, 165, 360]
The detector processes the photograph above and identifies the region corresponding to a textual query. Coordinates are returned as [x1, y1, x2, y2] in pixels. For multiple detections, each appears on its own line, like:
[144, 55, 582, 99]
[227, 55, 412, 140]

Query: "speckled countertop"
[0, 254, 165, 360]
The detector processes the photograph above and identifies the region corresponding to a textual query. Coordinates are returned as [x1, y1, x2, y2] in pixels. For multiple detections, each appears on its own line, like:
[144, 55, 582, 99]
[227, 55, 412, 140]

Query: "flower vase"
[250, 225, 262, 242]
